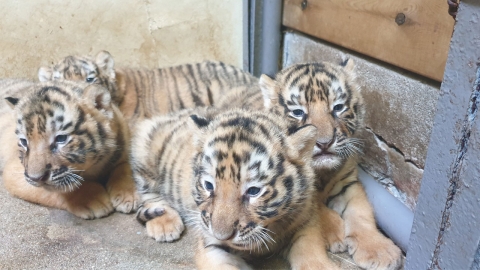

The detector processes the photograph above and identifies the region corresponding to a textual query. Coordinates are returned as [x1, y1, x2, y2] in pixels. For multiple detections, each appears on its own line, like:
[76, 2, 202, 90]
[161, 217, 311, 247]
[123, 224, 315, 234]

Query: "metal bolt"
[301, 0, 308, 10]
[395, 13, 406, 25]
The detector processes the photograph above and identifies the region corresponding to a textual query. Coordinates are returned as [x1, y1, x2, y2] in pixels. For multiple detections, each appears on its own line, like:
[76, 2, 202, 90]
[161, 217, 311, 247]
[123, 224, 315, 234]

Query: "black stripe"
[326, 180, 359, 207]
[170, 67, 185, 110]
[73, 109, 85, 132]
[183, 64, 204, 106]
[61, 122, 73, 131]
[39, 86, 72, 100]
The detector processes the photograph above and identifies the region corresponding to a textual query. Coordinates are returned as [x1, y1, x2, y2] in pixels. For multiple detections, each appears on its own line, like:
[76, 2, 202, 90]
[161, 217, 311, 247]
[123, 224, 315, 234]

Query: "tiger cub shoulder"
[131, 107, 340, 269]
[2, 81, 138, 219]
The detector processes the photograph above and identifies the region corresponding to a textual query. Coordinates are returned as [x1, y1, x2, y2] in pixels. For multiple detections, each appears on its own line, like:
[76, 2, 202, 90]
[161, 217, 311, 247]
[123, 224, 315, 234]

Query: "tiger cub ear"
[83, 85, 113, 116]
[188, 114, 211, 149]
[189, 115, 210, 128]
[340, 58, 356, 73]
[95, 51, 116, 80]
[286, 124, 318, 162]
[5, 97, 19, 110]
[38, 66, 53, 82]
[259, 74, 278, 109]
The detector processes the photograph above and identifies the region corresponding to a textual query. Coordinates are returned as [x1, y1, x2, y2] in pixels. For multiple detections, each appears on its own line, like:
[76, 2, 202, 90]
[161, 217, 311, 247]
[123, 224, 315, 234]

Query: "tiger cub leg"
[3, 157, 113, 219]
[195, 237, 252, 270]
[105, 161, 139, 213]
[318, 201, 347, 253]
[335, 183, 403, 270]
[137, 199, 185, 242]
[287, 210, 341, 270]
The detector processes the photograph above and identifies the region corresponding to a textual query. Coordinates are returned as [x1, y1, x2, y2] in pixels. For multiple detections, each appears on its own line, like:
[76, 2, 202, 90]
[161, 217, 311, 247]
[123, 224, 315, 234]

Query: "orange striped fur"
[260, 59, 403, 269]
[131, 108, 340, 269]
[38, 51, 263, 126]
[1, 81, 137, 219]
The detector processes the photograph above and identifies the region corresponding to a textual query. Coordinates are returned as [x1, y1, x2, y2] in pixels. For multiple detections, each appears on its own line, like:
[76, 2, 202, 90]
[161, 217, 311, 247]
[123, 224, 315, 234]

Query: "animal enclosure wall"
[0, 0, 243, 79]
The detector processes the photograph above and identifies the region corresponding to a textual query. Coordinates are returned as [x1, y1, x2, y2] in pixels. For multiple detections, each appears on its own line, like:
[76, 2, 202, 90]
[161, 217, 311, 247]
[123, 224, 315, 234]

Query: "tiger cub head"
[6, 81, 118, 192]
[38, 51, 119, 103]
[260, 59, 365, 171]
[189, 110, 318, 252]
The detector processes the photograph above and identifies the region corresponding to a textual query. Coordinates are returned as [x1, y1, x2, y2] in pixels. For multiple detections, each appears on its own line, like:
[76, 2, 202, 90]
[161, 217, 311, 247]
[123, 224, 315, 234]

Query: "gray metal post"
[242, 0, 282, 77]
[405, 1, 480, 269]
[259, 0, 282, 77]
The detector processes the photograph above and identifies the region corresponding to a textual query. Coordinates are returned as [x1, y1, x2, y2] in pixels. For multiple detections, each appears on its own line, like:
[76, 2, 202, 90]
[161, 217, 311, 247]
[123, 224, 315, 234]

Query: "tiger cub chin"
[260, 59, 403, 269]
[1, 81, 138, 219]
[38, 51, 262, 126]
[131, 108, 340, 269]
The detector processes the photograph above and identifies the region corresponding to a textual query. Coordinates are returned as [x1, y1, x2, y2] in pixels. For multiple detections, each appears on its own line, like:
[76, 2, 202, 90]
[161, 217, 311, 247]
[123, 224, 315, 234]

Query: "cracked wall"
[283, 31, 440, 210]
[0, 0, 243, 79]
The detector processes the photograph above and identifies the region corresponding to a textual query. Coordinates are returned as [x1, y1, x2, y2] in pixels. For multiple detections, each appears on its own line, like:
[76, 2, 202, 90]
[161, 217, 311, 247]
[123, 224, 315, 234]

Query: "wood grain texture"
[283, 0, 455, 81]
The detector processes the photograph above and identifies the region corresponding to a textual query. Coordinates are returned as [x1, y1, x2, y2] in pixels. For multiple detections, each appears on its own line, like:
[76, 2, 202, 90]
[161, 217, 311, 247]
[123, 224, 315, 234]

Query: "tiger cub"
[1, 81, 137, 219]
[38, 51, 261, 125]
[131, 108, 340, 269]
[260, 59, 403, 269]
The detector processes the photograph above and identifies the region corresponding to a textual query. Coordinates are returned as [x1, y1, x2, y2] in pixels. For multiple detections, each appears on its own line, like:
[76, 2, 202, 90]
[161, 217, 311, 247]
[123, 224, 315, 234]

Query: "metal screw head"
[301, 0, 308, 10]
[395, 13, 406, 25]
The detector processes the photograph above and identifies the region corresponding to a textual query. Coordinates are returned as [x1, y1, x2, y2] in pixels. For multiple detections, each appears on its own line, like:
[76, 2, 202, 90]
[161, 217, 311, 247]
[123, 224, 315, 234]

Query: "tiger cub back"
[131, 108, 340, 269]
[38, 51, 262, 125]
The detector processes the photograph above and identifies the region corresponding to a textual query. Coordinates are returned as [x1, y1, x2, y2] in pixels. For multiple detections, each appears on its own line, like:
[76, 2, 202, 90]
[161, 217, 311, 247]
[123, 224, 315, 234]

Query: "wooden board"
[283, 0, 455, 81]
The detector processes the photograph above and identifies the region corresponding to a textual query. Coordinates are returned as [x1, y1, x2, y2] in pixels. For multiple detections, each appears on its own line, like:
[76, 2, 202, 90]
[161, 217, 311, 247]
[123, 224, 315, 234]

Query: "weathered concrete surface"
[406, 2, 480, 268]
[0, 178, 362, 269]
[0, 179, 197, 269]
[283, 32, 440, 209]
[0, 0, 243, 79]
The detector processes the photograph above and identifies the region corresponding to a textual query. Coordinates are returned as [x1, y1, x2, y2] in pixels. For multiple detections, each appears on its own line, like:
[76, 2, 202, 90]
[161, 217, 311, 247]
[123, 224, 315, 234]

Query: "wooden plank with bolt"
[283, 0, 455, 81]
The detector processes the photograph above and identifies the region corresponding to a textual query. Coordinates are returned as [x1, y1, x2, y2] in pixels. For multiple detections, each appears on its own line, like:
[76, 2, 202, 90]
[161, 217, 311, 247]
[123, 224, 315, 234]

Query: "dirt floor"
[0, 179, 361, 270]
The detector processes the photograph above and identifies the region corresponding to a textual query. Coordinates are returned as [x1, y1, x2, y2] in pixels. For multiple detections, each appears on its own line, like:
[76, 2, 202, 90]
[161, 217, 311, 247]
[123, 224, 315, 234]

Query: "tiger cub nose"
[316, 139, 333, 150]
[25, 171, 50, 182]
[213, 229, 236, 241]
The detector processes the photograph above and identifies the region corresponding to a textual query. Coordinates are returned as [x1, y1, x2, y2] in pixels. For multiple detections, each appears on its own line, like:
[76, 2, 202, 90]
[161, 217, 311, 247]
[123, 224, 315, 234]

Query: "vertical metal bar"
[259, 0, 283, 77]
[405, 1, 480, 269]
[251, 0, 262, 75]
[243, 0, 282, 76]
[242, 0, 250, 71]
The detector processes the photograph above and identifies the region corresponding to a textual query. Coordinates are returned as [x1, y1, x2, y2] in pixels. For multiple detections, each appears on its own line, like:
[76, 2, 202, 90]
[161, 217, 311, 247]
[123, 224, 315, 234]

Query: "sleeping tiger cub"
[260, 59, 403, 269]
[38, 51, 262, 125]
[0, 81, 137, 219]
[131, 108, 340, 269]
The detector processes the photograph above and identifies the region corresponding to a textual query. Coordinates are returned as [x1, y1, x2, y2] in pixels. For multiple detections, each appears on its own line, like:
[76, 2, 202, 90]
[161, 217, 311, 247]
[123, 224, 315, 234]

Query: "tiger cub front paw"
[64, 182, 114, 219]
[325, 229, 347, 254]
[106, 166, 139, 214]
[346, 232, 403, 270]
[146, 207, 185, 242]
[107, 180, 139, 214]
[318, 204, 347, 253]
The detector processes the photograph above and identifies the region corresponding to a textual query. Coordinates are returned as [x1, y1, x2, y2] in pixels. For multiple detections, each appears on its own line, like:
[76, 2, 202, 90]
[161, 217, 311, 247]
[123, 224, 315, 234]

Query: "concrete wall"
[283, 32, 440, 210]
[0, 0, 243, 79]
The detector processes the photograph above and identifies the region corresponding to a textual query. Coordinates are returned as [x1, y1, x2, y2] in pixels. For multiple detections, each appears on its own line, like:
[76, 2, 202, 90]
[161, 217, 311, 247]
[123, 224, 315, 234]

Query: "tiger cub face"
[38, 51, 117, 100]
[190, 110, 318, 252]
[6, 81, 117, 191]
[260, 59, 365, 170]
